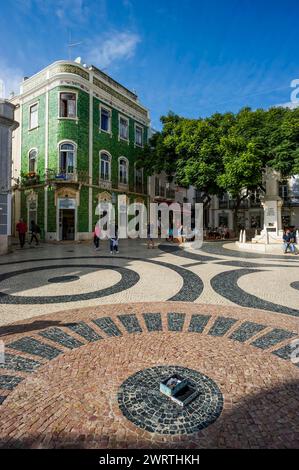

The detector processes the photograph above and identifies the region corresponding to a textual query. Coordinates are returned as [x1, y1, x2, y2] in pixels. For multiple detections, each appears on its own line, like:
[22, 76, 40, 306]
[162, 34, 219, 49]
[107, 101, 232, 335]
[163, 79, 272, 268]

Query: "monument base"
[235, 241, 285, 254]
[251, 229, 283, 245]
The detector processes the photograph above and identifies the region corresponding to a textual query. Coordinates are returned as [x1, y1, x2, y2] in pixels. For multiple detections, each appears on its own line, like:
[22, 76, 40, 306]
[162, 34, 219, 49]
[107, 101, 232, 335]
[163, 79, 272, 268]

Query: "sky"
[0, 0, 299, 128]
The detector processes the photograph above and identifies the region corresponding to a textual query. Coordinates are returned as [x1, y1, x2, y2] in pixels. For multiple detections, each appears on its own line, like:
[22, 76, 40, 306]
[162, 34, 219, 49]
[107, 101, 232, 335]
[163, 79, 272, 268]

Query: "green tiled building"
[12, 60, 150, 241]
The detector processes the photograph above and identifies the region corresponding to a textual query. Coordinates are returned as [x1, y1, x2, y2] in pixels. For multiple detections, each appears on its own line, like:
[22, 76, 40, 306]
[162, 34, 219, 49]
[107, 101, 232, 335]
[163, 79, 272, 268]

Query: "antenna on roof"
[67, 31, 83, 61]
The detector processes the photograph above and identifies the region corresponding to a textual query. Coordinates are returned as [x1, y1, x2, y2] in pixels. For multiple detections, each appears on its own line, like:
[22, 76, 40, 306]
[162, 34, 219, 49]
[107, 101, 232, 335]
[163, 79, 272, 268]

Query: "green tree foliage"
[147, 106, 299, 230]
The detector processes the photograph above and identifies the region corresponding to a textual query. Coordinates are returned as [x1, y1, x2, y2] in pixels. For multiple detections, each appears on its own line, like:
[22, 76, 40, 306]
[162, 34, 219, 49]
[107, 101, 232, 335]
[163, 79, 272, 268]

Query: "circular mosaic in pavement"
[290, 281, 299, 292]
[48, 275, 80, 283]
[0, 264, 139, 304]
[118, 365, 223, 435]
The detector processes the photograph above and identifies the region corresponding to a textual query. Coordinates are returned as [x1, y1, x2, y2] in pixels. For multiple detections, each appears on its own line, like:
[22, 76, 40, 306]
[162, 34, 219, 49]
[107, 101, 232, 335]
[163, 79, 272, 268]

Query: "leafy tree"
[145, 107, 299, 232]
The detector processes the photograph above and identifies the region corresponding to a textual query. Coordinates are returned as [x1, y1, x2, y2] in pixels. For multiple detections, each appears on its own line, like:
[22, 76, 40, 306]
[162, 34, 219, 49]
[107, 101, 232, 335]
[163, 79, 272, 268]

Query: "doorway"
[59, 209, 75, 240]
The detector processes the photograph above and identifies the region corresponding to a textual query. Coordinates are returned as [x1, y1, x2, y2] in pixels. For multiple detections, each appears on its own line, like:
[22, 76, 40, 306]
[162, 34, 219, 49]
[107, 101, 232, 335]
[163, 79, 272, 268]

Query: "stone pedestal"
[252, 168, 283, 244]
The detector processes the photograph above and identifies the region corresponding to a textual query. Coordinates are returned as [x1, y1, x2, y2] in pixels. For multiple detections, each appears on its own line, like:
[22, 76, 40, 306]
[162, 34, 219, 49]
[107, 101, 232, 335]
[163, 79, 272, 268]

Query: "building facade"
[0, 100, 18, 254]
[11, 60, 150, 241]
[207, 178, 299, 237]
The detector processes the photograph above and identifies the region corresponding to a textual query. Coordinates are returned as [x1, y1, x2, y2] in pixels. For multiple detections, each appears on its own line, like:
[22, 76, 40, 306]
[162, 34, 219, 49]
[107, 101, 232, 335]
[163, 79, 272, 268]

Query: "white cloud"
[0, 60, 23, 98]
[274, 101, 299, 109]
[86, 32, 141, 69]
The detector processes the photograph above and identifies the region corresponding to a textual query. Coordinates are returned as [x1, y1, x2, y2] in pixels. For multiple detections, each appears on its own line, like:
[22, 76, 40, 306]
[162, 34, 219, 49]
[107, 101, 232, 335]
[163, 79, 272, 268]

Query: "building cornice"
[17, 61, 150, 125]
[20, 75, 150, 127]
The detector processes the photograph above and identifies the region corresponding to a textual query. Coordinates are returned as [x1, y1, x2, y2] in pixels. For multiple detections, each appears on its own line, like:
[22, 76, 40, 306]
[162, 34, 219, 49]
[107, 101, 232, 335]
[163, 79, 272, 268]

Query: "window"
[29, 103, 38, 129]
[119, 158, 128, 184]
[100, 152, 111, 181]
[59, 92, 76, 118]
[100, 107, 111, 132]
[135, 125, 143, 146]
[279, 184, 288, 200]
[28, 149, 37, 173]
[135, 166, 143, 192]
[59, 143, 75, 174]
[155, 177, 160, 196]
[119, 116, 129, 140]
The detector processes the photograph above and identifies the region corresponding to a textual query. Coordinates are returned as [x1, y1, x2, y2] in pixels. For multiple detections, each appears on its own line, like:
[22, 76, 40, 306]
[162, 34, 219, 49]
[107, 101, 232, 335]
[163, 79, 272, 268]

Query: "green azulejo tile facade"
[16, 60, 150, 241]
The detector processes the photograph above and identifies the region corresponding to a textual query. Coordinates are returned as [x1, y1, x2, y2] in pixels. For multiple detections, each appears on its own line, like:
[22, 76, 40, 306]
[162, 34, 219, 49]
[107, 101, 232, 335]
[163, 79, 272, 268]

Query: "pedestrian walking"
[29, 220, 39, 246]
[110, 224, 119, 254]
[93, 223, 101, 250]
[147, 222, 155, 249]
[16, 218, 27, 248]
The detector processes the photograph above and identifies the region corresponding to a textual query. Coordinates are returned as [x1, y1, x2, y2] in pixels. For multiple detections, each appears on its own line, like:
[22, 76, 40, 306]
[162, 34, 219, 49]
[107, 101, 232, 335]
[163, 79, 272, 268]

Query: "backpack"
[35, 224, 41, 234]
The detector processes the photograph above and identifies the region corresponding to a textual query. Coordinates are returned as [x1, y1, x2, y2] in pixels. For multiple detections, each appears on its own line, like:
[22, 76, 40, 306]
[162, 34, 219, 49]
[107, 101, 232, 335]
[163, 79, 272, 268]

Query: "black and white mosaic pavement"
[48, 275, 80, 283]
[0, 239, 298, 326]
[117, 365, 224, 435]
[0, 264, 139, 304]
[211, 269, 299, 317]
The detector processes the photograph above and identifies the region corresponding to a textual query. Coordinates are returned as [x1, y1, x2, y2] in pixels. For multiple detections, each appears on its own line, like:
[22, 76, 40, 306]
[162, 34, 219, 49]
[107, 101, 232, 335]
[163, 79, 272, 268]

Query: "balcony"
[155, 186, 166, 198]
[166, 188, 175, 200]
[219, 200, 228, 209]
[21, 172, 41, 187]
[135, 182, 144, 194]
[282, 196, 299, 207]
[99, 179, 112, 190]
[46, 169, 89, 185]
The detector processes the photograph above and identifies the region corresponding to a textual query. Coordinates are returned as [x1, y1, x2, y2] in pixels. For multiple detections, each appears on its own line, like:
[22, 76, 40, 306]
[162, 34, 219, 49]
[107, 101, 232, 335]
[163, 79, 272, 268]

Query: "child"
[110, 225, 119, 254]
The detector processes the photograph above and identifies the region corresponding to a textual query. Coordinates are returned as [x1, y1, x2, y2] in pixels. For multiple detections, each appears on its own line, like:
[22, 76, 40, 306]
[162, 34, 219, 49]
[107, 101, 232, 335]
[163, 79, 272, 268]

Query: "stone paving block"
[167, 312, 186, 332]
[0, 353, 41, 373]
[7, 337, 62, 359]
[272, 343, 299, 366]
[0, 375, 24, 390]
[143, 313, 163, 332]
[188, 314, 211, 333]
[208, 317, 237, 337]
[251, 328, 297, 350]
[0, 396, 6, 405]
[92, 317, 122, 337]
[65, 322, 102, 342]
[117, 314, 142, 334]
[39, 327, 83, 349]
[229, 321, 267, 343]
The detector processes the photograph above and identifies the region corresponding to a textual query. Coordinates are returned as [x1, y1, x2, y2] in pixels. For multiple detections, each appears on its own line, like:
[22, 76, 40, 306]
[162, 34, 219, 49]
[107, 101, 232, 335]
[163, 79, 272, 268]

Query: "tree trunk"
[233, 198, 241, 236]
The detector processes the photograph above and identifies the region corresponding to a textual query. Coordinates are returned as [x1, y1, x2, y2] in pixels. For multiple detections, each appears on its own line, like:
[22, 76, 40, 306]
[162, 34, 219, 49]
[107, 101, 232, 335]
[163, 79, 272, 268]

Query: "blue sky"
[0, 0, 299, 128]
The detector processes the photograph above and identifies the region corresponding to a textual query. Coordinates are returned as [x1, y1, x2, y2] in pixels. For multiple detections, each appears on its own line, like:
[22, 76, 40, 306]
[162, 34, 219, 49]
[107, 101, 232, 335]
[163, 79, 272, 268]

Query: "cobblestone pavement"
[0, 240, 298, 448]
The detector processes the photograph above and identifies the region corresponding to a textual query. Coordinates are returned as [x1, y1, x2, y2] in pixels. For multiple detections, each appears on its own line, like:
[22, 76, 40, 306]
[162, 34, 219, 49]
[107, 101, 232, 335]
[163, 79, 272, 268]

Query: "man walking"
[16, 218, 27, 248]
[29, 220, 39, 246]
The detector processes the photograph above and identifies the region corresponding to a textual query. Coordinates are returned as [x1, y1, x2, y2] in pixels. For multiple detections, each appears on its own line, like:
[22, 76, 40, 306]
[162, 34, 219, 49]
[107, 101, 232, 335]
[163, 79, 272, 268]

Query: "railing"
[155, 186, 166, 198]
[20, 169, 90, 187]
[219, 200, 228, 209]
[135, 182, 143, 194]
[282, 197, 299, 206]
[166, 188, 175, 200]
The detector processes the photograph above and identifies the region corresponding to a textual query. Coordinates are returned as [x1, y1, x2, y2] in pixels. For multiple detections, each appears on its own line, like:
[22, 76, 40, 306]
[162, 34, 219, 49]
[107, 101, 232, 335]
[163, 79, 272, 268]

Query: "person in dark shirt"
[29, 220, 39, 246]
[283, 228, 297, 254]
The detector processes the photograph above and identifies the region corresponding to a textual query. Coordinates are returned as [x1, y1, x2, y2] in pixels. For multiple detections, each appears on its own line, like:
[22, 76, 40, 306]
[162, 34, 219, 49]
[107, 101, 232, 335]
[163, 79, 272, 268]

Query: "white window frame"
[134, 164, 143, 193]
[118, 114, 129, 142]
[58, 140, 77, 176]
[119, 156, 129, 185]
[58, 90, 78, 120]
[99, 104, 112, 134]
[99, 150, 112, 181]
[29, 102, 39, 130]
[134, 123, 143, 147]
[28, 148, 38, 173]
